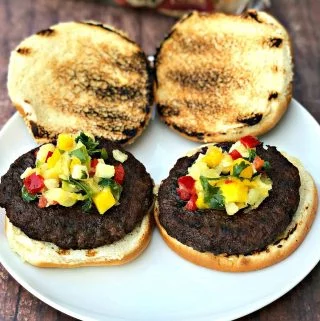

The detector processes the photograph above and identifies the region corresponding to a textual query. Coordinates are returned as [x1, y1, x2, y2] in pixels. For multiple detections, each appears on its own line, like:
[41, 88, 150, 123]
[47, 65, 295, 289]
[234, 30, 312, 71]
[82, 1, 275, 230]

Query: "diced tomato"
[114, 164, 125, 185]
[229, 149, 242, 160]
[253, 156, 264, 171]
[38, 195, 48, 208]
[185, 193, 198, 211]
[24, 173, 45, 194]
[224, 179, 233, 184]
[178, 176, 195, 192]
[177, 188, 191, 201]
[45, 151, 53, 162]
[89, 158, 99, 176]
[240, 135, 261, 148]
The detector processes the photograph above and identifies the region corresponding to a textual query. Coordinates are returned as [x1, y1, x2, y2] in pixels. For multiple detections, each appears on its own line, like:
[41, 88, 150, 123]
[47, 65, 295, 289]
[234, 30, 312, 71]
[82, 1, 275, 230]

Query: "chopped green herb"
[70, 146, 90, 166]
[247, 149, 257, 162]
[68, 178, 93, 212]
[75, 132, 100, 156]
[99, 178, 122, 201]
[21, 186, 37, 202]
[200, 176, 225, 210]
[232, 161, 249, 178]
[263, 161, 271, 171]
[100, 148, 108, 161]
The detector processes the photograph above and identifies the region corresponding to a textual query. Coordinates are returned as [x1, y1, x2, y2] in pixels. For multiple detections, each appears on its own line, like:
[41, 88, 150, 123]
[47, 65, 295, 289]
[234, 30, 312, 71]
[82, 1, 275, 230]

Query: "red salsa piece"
[24, 173, 45, 194]
[240, 135, 260, 148]
[114, 164, 125, 185]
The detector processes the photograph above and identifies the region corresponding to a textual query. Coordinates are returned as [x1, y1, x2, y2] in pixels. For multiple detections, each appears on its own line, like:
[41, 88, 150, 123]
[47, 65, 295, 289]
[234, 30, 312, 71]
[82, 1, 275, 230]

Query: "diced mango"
[220, 180, 248, 203]
[47, 149, 61, 168]
[93, 188, 116, 214]
[57, 133, 75, 151]
[202, 146, 223, 168]
[231, 158, 253, 179]
[42, 167, 60, 179]
[70, 157, 81, 172]
[196, 192, 209, 209]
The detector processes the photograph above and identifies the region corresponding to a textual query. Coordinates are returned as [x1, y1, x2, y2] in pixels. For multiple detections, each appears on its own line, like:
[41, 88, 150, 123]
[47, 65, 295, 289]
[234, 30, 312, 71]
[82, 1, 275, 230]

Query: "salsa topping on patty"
[20, 132, 128, 214]
[177, 136, 272, 215]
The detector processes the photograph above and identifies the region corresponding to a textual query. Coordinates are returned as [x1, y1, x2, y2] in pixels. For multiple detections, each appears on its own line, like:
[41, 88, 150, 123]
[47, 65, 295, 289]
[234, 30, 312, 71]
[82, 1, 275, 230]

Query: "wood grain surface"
[0, 0, 319, 320]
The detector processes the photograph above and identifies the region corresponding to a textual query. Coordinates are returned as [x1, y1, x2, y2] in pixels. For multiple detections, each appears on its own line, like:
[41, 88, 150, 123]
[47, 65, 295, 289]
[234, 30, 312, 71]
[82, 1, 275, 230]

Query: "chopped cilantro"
[68, 178, 93, 212]
[232, 161, 249, 177]
[21, 186, 37, 202]
[247, 149, 257, 162]
[75, 132, 100, 156]
[200, 176, 225, 210]
[263, 161, 271, 171]
[70, 146, 90, 166]
[99, 178, 122, 201]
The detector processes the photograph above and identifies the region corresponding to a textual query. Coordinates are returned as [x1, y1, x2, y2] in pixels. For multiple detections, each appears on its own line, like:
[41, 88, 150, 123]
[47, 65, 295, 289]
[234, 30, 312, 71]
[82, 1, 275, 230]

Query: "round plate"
[0, 99, 319, 321]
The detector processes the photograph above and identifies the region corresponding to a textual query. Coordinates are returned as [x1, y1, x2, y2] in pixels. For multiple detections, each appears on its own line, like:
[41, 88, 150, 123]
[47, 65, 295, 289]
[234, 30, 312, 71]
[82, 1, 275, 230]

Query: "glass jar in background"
[114, 0, 271, 16]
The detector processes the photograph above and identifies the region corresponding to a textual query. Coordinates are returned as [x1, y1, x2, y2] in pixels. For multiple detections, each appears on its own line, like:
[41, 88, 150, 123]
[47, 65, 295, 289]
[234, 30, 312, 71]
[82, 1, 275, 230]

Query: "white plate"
[0, 99, 319, 321]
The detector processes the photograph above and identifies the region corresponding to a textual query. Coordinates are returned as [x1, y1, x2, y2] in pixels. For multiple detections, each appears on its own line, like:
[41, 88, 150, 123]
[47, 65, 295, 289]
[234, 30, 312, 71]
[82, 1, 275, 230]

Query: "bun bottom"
[155, 156, 318, 272]
[5, 213, 153, 268]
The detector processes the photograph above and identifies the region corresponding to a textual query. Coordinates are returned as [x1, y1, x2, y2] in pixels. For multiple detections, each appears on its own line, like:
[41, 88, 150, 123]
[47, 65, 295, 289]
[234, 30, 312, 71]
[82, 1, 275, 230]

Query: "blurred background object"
[114, 0, 271, 16]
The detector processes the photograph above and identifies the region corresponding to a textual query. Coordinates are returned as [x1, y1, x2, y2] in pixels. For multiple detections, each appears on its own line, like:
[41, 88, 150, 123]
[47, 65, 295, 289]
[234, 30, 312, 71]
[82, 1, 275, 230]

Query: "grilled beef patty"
[158, 144, 300, 255]
[0, 139, 154, 250]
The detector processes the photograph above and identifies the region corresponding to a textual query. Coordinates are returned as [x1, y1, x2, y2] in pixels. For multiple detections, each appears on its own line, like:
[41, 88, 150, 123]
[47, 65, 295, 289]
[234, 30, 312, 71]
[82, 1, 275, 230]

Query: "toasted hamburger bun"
[5, 212, 152, 268]
[154, 10, 293, 143]
[7, 21, 153, 145]
[155, 148, 318, 272]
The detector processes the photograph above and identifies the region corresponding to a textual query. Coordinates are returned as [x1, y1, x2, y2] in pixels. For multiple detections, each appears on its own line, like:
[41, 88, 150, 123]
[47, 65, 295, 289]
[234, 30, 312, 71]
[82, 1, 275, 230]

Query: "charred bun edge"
[5, 205, 154, 268]
[154, 150, 318, 272]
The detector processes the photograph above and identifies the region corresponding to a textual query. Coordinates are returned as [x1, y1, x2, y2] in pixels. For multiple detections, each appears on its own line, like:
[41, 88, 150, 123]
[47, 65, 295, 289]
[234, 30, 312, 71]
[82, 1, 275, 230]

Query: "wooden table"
[0, 0, 319, 320]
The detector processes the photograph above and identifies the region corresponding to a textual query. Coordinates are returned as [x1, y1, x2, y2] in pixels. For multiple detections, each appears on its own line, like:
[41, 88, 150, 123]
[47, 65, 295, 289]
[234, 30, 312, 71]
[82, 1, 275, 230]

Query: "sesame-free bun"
[7, 21, 153, 145]
[5, 213, 152, 268]
[155, 10, 293, 143]
[155, 152, 318, 272]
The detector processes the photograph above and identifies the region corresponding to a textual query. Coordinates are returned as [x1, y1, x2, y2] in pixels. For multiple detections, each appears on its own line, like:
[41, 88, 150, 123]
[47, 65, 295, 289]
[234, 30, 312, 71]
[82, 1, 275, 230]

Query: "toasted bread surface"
[155, 10, 293, 143]
[154, 153, 318, 272]
[5, 213, 153, 268]
[8, 21, 153, 145]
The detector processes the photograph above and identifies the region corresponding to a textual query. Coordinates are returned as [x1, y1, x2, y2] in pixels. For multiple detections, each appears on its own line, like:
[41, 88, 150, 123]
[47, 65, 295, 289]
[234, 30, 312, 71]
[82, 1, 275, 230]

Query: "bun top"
[155, 10, 293, 143]
[8, 21, 153, 145]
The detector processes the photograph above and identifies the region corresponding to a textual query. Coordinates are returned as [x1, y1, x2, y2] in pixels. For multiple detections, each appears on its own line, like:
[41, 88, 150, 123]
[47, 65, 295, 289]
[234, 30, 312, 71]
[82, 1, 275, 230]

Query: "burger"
[0, 132, 154, 267]
[155, 136, 318, 272]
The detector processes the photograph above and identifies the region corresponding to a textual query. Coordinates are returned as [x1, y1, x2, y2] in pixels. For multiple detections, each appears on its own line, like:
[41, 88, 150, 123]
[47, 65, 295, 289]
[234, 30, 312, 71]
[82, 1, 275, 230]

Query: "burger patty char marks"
[158, 144, 301, 255]
[0, 139, 154, 250]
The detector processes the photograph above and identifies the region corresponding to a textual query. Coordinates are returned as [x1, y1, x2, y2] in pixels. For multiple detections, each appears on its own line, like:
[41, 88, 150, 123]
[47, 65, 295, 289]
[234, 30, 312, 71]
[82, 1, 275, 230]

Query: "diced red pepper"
[253, 156, 264, 171]
[229, 149, 242, 160]
[45, 151, 53, 162]
[38, 195, 48, 208]
[114, 164, 125, 185]
[24, 173, 45, 194]
[240, 135, 261, 148]
[89, 158, 99, 176]
[178, 176, 195, 192]
[185, 193, 198, 211]
[177, 175, 196, 201]
[176, 188, 191, 201]
[224, 179, 233, 184]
